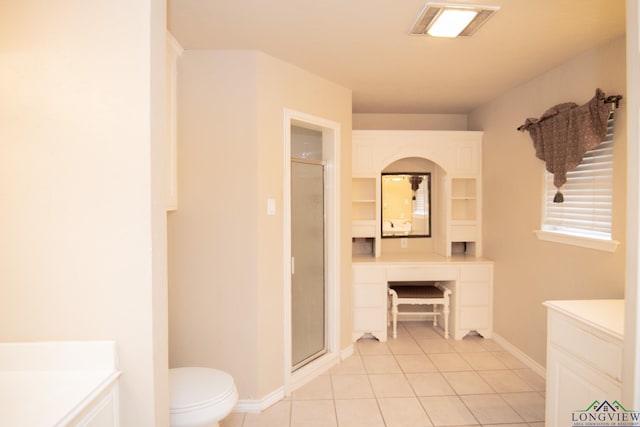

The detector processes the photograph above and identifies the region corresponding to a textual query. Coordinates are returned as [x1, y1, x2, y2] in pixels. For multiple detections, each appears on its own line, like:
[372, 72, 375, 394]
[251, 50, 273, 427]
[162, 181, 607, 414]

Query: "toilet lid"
[170, 367, 237, 412]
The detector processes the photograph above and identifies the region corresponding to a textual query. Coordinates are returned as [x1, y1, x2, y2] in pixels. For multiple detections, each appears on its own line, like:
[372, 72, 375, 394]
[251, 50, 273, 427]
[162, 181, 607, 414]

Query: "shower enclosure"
[290, 158, 326, 370]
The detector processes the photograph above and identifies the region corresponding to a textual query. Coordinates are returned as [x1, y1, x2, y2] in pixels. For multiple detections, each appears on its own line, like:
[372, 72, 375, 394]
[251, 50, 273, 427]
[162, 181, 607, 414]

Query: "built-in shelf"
[352, 178, 377, 232]
[451, 178, 476, 198]
[450, 177, 479, 255]
[451, 178, 477, 221]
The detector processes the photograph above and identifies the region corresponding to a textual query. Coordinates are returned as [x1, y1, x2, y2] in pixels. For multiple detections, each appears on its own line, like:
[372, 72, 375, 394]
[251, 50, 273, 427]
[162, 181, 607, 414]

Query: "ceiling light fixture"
[410, 2, 500, 38]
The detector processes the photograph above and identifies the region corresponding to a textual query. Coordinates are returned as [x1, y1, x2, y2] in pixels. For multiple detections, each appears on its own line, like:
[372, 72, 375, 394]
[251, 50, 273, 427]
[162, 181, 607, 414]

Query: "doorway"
[284, 109, 341, 393]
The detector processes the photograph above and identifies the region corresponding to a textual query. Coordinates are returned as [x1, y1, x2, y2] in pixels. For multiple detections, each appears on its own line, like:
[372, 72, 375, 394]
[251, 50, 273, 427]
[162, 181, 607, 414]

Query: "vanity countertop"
[352, 252, 493, 265]
[0, 341, 120, 426]
[543, 299, 624, 340]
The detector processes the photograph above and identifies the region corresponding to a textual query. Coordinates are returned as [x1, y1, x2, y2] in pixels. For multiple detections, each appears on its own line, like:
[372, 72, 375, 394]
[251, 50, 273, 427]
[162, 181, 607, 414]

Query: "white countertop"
[353, 252, 493, 265]
[0, 341, 120, 426]
[0, 370, 119, 426]
[543, 299, 624, 340]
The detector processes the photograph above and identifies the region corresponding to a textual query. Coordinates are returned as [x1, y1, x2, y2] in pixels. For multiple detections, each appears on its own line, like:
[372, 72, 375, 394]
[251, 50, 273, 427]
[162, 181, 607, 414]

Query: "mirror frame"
[381, 172, 431, 239]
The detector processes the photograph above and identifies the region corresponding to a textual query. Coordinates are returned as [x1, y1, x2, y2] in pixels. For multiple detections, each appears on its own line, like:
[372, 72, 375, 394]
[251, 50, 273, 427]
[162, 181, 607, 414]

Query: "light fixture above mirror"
[409, 2, 500, 38]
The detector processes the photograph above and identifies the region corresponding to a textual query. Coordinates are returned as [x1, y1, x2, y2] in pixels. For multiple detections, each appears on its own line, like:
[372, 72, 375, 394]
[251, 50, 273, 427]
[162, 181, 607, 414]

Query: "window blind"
[414, 181, 427, 216]
[542, 114, 614, 239]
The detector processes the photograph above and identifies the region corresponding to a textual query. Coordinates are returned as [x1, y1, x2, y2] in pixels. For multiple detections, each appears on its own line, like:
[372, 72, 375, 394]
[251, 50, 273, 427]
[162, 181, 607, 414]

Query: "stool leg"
[443, 303, 450, 339]
[433, 304, 438, 327]
[392, 301, 398, 339]
[389, 289, 398, 339]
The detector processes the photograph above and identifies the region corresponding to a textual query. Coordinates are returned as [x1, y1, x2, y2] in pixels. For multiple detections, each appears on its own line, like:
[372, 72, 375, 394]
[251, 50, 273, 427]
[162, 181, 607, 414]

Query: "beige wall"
[353, 113, 467, 130]
[168, 50, 352, 399]
[0, 1, 168, 425]
[468, 36, 627, 366]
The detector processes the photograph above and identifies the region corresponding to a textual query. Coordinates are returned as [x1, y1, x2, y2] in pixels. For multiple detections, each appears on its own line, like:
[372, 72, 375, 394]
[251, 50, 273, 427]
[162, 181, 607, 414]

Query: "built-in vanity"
[353, 253, 493, 341]
[0, 341, 121, 425]
[351, 130, 494, 341]
[544, 300, 624, 427]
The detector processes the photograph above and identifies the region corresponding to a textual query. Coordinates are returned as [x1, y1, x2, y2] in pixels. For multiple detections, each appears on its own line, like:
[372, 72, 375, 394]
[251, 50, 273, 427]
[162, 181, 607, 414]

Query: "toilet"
[169, 367, 238, 427]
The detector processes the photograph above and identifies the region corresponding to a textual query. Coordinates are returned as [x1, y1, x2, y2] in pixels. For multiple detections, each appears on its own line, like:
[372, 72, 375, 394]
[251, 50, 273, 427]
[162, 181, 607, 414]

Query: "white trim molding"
[535, 229, 620, 253]
[491, 332, 546, 379]
[233, 387, 285, 414]
[282, 108, 342, 396]
[340, 344, 354, 361]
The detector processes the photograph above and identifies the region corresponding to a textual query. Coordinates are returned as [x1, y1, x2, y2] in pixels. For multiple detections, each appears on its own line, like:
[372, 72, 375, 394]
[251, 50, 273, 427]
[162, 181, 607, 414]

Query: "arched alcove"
[380, 157, 448, 255]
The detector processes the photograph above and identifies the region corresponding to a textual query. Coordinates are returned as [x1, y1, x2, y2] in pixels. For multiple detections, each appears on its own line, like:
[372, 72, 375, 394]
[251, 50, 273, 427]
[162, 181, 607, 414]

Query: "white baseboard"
[491, 332, 546, 379]
[233, 344, 354, 414]
[289, 353, 340, 394]
[233, 337, 544, 414]
[340, 344, 354, 360]
[234, 387, 285, 414]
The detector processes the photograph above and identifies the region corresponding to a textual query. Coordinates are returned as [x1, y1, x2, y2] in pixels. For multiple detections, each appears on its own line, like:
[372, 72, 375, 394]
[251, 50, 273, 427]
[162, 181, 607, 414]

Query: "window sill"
[534, 230, 620, 253]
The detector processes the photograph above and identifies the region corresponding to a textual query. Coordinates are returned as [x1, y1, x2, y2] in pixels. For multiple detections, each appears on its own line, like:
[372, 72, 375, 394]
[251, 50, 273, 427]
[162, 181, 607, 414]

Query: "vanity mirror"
[381, 173, 431, 238]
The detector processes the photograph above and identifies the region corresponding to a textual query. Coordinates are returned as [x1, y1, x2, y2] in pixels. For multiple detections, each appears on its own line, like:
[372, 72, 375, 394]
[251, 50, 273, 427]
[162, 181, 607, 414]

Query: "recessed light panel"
[410, 3, 500, 38]
[427, 9, 479, 37]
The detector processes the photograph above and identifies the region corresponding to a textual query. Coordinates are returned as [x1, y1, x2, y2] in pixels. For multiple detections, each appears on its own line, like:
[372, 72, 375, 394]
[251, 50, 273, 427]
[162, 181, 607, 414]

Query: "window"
[536, 113, 619, 252]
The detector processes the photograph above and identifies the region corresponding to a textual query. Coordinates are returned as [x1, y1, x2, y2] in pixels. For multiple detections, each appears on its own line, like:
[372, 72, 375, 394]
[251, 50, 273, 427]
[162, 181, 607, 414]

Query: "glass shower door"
[291, 159, 326, 370]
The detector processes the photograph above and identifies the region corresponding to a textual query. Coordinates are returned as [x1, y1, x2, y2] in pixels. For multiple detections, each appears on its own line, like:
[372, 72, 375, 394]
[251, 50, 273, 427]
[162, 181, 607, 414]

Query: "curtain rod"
[605, 94, 623, 108]
[516, 93, 623, 131]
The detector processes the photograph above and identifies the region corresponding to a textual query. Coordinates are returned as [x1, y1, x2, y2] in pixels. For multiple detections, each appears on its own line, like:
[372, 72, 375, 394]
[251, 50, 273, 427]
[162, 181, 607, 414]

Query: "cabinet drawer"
[459, 307, 491, 329]
[459, 265, 492, 282]
[549, 311, 623, 381]
[353, 267, 386, 283]
[459, 282, 490, 306]
[353, 308, 387, 331]
[353, 283, 387, 307]
[386, 266, 457, 282]
[450, 224, 476, 241]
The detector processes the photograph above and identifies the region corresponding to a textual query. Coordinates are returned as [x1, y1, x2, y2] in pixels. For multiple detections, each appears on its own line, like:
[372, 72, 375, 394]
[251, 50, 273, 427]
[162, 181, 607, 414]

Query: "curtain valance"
[518, 89, 620, 202]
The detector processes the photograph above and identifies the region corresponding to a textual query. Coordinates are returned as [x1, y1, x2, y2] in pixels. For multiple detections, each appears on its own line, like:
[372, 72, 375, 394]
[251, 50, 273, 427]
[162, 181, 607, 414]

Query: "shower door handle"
[291, 257, 295, 275]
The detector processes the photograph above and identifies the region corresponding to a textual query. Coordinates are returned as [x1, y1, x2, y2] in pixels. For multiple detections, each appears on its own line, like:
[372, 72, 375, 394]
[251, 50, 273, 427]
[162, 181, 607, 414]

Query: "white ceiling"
[167, 0, 625, 114]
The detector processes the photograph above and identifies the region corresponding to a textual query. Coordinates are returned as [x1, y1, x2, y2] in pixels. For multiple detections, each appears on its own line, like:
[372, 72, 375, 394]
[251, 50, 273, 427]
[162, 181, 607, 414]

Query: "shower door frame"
[283, 109, 341, 394]
[290, 157, 327, 371]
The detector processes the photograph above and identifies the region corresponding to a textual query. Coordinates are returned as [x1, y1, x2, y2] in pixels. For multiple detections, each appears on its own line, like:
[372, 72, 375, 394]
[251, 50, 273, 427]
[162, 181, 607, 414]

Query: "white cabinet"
[447, 264, 493, 340]
[352, 140, 376, 177]
[352, 265, 388, 341]
[544, 300, 624, 427]
[0, 341, 120, 426]
[352, 131, 482, 178]
[67, 381, 120, 426]
[352, 258, 493, 342]
[351, 130, 483, 257]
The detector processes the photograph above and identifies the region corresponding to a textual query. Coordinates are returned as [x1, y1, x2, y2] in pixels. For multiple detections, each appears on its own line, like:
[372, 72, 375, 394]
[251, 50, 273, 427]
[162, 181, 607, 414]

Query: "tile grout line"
[391, 323, 536, 426]
[408, 323, 483, 426]
[390, 323, 437, 426]
[253, 323, 542, 427]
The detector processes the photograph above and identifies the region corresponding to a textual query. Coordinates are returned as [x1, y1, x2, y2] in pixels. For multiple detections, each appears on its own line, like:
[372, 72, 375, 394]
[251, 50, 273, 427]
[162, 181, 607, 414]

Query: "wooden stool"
[388, 282, 451, 339]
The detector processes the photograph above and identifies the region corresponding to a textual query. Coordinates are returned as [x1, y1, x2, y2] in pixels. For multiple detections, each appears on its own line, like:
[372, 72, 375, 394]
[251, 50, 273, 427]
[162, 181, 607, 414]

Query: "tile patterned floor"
[221, 322, 546, 427]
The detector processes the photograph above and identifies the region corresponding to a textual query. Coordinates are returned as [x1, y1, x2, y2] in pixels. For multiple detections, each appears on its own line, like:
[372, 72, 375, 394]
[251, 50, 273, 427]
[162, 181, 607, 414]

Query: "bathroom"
[0, 1, 636, 426]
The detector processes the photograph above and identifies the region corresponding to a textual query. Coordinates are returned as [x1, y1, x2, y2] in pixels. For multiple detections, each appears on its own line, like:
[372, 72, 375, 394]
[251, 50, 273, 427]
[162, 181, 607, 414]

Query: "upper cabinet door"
[454, 142, 479, 176]
[352, 130, 482, 177]
[352, 139, 376, 177]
